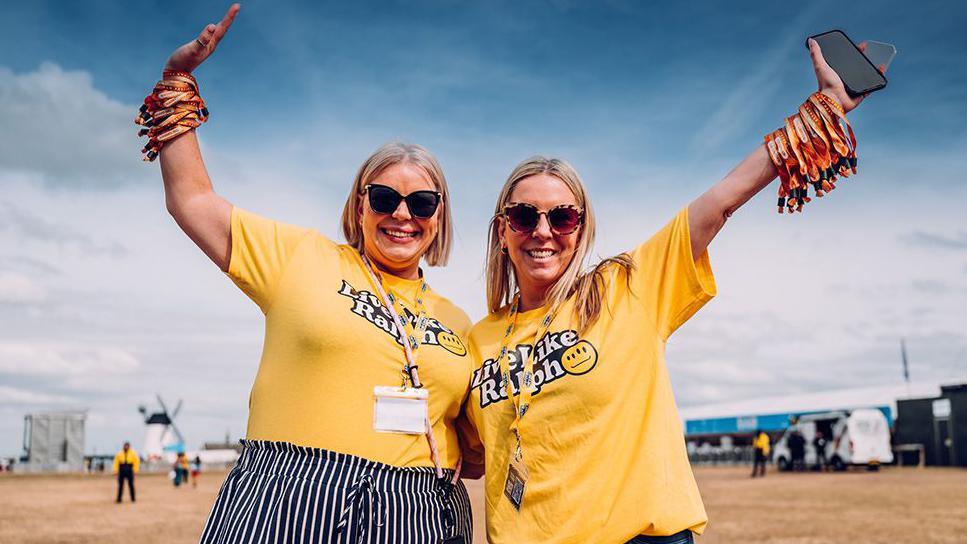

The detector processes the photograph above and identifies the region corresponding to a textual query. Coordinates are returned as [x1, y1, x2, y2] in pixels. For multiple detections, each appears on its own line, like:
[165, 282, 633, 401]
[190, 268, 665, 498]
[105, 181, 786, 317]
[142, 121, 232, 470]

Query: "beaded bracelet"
[134, 71, 209, 162]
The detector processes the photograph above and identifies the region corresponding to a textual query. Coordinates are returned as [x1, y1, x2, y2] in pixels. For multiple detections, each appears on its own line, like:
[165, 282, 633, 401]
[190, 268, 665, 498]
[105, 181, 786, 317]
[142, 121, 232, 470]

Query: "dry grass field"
[1, 466, 965, 543]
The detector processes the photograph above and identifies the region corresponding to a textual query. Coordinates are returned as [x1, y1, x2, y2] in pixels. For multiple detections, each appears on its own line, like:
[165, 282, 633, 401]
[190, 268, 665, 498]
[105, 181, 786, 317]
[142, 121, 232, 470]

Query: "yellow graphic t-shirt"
[465, 208, 716, 543]
[228, 207, 473, 468]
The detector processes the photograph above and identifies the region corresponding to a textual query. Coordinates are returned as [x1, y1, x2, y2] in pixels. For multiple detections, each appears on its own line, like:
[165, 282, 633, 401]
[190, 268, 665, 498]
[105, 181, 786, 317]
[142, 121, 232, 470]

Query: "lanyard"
[360, 253, 460, 482]
[360, 254, 431, 388]
[492, 295, 562, 459]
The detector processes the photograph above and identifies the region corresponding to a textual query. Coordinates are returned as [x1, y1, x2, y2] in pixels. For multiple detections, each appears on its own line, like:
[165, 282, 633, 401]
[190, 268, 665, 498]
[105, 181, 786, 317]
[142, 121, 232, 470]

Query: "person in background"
[790, 429, 807, 472]
[113, 442, 139, 503]
[191, 455, 201, 488]
[173, 452, 190, 487]
[813, 430, 828, 471]
[751, 429, 770, 478]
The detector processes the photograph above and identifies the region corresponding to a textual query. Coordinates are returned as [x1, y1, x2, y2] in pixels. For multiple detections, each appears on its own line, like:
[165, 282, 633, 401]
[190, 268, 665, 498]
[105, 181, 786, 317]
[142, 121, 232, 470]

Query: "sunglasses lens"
[506, 204, 540, 232]
[548, 207, 581, 234]
[368, 185, 403, 214]
[405, 191, 440, 219]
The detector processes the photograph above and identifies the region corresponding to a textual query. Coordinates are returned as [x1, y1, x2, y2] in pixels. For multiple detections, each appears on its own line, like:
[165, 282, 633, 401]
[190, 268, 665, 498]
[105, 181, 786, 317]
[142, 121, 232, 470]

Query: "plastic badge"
[373, 386, 429, 434]
[503, 453, 529, 511]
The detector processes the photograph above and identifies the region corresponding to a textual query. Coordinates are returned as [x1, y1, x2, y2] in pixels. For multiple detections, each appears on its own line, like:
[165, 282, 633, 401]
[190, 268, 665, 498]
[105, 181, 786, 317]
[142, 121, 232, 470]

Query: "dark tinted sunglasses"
[502, 203, 584, 235]
[364, 184, 442, 219]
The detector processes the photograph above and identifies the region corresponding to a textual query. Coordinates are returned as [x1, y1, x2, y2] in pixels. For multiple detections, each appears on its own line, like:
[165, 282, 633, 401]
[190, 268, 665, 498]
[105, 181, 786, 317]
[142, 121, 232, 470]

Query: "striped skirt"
[200, 440, 473, 544]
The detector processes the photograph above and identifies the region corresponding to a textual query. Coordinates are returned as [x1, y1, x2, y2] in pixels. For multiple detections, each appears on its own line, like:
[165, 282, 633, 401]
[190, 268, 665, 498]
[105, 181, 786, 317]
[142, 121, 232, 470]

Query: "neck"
[368, 254, 420, 280]
[517, 284, 549, 313]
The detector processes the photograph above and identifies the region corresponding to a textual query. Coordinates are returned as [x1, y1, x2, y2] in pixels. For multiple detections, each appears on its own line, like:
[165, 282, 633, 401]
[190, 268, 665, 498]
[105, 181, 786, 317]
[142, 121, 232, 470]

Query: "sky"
[1, 0, 965, 457]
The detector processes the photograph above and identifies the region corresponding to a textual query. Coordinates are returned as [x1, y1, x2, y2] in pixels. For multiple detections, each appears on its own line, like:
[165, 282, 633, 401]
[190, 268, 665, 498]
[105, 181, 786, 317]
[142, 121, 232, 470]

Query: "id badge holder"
[373, 386, 429, 434]
[503, 451, 528, 510]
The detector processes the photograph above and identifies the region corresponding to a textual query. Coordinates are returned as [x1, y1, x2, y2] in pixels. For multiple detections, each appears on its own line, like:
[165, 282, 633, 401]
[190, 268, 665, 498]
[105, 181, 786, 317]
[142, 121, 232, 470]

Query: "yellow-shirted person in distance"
[113, 441, 139, 503]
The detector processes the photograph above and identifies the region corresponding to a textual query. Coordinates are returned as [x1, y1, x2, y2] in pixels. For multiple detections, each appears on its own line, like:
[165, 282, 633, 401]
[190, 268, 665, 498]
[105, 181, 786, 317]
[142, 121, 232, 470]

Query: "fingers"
[878, 63, 886, 74]
[221, 3, 241, 29]
[807, 38, 830, 70]
[213, 4, 240, 43]
[858, 41, 867, 53]
[195, 24, 216, 50]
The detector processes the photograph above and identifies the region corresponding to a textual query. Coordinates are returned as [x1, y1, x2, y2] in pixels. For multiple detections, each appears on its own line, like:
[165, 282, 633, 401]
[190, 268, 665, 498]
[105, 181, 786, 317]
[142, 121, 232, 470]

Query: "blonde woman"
[155, 6, 474, 543]
[462, 40, 885, 543]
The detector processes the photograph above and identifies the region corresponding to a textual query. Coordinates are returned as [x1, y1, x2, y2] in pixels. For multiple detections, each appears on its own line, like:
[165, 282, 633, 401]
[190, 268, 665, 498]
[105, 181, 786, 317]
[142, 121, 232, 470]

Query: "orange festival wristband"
[764, 92, 858, 214]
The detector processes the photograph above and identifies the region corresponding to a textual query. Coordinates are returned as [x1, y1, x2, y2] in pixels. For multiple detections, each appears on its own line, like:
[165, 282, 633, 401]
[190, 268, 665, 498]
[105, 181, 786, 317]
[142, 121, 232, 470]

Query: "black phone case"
[807, 29, 887, 97]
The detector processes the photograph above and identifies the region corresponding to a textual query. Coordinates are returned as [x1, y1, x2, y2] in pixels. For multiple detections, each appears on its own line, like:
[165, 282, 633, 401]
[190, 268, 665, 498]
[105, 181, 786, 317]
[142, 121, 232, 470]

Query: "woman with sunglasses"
[153, 6, 474, 542]
[460, 39, 885, 543]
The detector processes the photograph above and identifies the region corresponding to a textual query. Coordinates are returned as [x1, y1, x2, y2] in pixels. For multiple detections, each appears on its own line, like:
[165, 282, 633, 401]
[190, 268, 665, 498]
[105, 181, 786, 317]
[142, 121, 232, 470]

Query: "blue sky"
[1, 0, 965, 457]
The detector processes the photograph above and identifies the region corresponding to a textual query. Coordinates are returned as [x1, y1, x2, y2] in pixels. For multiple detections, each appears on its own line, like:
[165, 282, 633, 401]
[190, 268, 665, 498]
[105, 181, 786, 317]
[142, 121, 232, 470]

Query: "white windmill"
[138, 394, 186, 462]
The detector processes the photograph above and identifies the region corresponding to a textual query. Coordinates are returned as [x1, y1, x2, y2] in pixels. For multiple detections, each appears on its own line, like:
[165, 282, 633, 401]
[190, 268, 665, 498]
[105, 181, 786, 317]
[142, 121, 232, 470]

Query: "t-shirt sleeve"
[227, 207, 313, 313]
[628, 206, 716, 341]
[456, 325, 488, 475]
[455, 403, 485, 475]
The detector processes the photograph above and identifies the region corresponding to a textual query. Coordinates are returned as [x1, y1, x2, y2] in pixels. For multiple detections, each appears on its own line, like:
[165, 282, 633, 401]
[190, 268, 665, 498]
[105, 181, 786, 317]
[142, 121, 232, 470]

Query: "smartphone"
[808, 30, 887, 97]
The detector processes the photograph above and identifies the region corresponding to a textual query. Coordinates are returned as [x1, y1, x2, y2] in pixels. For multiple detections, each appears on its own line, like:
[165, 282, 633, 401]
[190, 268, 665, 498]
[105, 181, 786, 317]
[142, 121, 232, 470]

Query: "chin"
[524, 267, 565, 289]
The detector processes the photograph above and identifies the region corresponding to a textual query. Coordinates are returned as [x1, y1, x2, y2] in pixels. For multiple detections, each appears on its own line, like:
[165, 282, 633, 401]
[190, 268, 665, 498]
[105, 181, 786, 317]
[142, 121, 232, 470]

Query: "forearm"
[159, 131, 216, 214]
[687, 143, 777, 256]
[157, 130, 233, 272]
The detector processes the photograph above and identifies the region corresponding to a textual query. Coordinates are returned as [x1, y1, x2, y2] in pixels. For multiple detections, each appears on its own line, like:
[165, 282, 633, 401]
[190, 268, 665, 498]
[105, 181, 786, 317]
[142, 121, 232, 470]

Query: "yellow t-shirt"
[755, 433, 771, 455]
[465, 208, 716, 543]
[228, 207, 473, 468]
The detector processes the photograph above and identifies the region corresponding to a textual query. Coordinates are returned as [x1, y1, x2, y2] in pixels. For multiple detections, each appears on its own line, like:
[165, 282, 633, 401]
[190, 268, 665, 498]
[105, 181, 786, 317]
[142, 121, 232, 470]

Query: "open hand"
[164, 4, 241, 73]
[808, 38, 888, 114]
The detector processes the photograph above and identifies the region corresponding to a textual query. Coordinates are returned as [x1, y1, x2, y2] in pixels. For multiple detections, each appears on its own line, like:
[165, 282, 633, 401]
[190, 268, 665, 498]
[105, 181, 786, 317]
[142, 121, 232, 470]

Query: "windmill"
[138, 394, 186, 461]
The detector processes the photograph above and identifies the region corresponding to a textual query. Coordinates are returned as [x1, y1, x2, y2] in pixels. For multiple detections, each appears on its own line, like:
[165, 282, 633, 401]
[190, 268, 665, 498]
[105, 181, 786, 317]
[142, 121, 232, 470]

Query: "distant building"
[21, 411, 87, 472]
[895, 383, 967, 467]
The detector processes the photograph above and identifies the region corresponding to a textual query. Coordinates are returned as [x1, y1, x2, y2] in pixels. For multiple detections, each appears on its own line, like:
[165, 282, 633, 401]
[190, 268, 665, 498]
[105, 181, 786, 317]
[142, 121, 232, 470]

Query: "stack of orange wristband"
[134, 71, 209, 162]
[765, 91, 857, 214]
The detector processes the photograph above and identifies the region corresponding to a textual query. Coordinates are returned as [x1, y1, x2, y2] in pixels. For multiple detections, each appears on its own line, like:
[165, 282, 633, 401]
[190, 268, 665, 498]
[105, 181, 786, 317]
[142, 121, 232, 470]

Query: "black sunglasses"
[502, 202, 584, 235]
[364, 184, 442, 219]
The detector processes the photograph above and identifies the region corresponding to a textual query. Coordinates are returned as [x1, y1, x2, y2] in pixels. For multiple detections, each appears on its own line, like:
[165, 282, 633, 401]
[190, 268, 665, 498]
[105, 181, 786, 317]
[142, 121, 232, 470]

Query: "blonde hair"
[340, 141, 452, 266]
[485, 156, 634, 332]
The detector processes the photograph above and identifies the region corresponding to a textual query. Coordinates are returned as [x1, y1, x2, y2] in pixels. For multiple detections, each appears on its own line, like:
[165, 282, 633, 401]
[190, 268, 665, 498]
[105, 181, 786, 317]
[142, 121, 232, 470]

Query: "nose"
[391, 199, 412, 221]
[531, 213, 552, 239]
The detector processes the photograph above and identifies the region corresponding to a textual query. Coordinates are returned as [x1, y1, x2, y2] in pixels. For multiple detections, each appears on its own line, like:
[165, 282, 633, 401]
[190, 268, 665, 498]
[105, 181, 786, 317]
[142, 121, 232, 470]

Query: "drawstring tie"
[336, 473, 384, 543]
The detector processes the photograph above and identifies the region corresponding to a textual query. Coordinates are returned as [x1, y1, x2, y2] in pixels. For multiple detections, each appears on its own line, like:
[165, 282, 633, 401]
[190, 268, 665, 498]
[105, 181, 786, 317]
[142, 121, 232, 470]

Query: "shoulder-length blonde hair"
[486, 156, 634, 332]
[340, 141, 453, 266]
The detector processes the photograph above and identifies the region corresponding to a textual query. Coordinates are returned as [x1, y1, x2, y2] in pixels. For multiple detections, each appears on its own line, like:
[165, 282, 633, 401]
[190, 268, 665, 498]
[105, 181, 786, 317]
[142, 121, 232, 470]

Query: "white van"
[773, 408, 893, 471]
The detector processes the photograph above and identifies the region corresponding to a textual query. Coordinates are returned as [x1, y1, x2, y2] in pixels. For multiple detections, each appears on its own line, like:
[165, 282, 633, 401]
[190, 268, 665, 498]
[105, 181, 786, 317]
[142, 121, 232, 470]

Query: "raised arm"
[687, 38, 884, 258]
[158, 4, 240, 273]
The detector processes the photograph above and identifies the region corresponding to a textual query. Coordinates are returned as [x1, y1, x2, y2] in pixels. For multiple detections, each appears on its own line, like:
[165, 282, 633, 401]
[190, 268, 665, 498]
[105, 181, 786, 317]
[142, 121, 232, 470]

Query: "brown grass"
[0, 466, 964, 543]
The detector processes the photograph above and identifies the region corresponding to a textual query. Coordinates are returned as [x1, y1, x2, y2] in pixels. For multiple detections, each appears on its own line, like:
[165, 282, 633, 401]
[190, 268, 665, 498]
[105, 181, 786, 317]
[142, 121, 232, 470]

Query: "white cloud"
[0, 63, 146, 189]
[0, 385, 72, 405]
[0, 342, 139, 376]
[0, 272, 46, 303]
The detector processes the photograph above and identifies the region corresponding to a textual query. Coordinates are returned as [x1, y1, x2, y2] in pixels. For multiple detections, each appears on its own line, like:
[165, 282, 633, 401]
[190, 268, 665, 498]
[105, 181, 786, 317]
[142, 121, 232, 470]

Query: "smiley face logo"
[437, 331, 467, 356]
[561, 340, 597, 375]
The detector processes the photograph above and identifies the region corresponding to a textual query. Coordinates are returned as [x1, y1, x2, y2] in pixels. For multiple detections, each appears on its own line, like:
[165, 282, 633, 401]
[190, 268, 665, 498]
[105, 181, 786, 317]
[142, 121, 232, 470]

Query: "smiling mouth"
[525, 248, 556, 259]
[381, 228, 421, 241]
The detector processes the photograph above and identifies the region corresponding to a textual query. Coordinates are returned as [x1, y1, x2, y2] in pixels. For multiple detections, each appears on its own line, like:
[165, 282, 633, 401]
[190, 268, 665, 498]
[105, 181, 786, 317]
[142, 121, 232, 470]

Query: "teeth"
[527, 249, 554, 258]
[383, 229, 418, 239]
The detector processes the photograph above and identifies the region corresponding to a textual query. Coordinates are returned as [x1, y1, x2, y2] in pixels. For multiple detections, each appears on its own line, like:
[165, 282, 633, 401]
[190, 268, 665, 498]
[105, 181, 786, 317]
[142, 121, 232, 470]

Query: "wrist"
[819, 88, 848, 113]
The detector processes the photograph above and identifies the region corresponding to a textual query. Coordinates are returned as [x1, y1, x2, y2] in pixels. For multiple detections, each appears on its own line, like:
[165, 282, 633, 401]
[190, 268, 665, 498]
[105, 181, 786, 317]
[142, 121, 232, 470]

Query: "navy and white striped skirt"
[200, 440, 473, 543]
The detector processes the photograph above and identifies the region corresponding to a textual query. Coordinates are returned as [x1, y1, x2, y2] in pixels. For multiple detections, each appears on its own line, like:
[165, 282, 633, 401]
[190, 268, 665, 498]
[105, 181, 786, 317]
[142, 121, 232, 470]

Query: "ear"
[497, 216, 508, 249]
